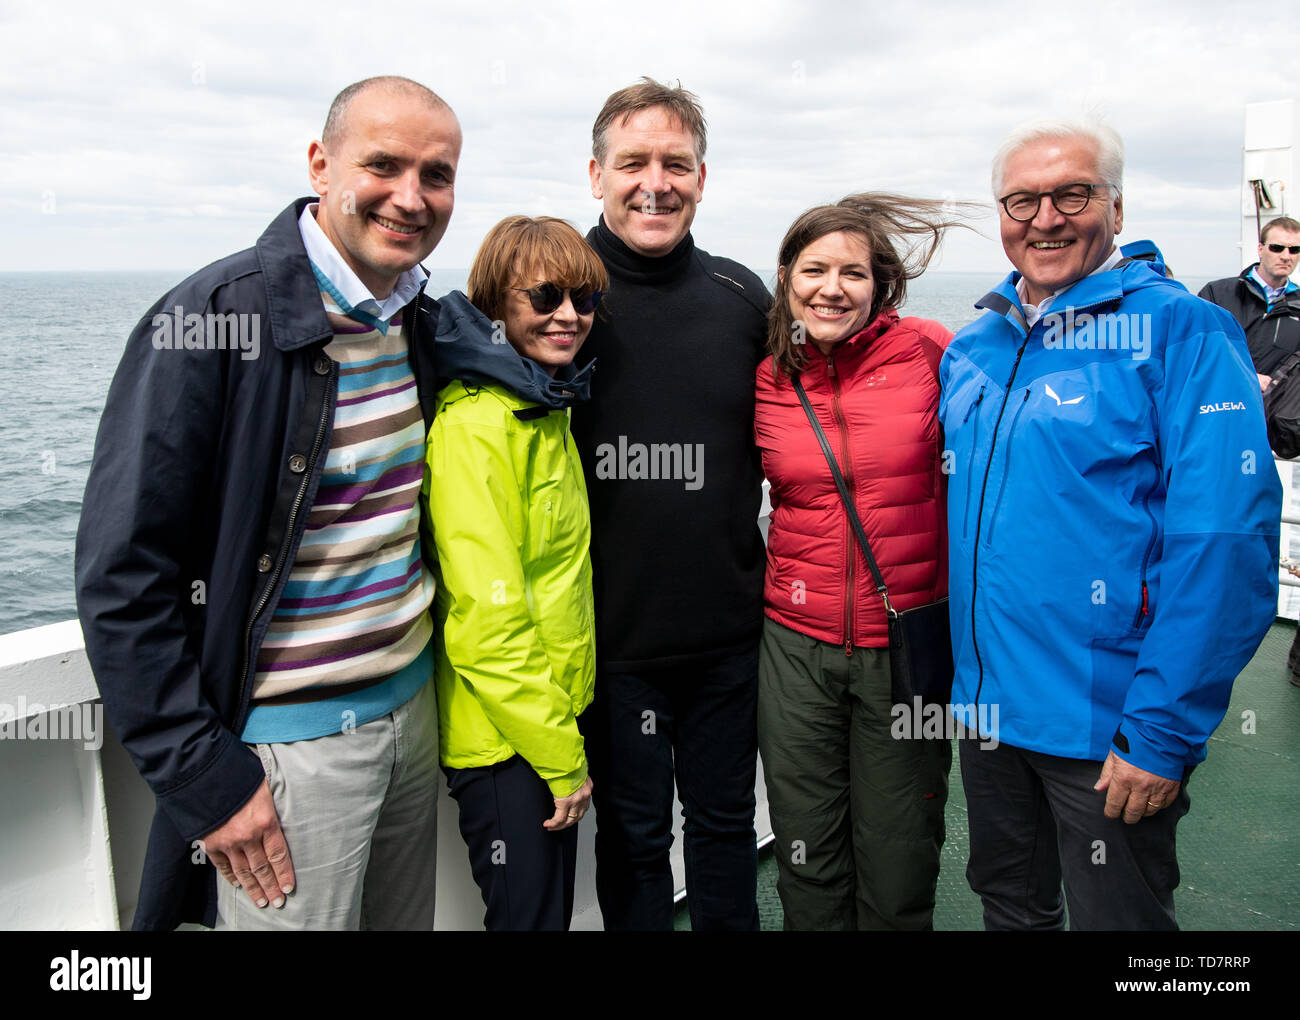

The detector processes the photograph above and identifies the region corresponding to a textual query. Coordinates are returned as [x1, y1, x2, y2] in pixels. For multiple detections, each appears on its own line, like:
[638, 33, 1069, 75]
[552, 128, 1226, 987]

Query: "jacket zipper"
[984, 387, 1031, 545]
[1132, 478, 1160, 629]
[970, 336, 1031, 706]
[827, 353, 856, 656]
[235, 362, 335, 725]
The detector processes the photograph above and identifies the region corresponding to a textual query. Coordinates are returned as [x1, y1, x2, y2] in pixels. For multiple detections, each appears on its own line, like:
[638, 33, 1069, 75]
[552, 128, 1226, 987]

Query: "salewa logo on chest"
[1045, 384, 1085, 406]
[1199, 401, 1246, 414]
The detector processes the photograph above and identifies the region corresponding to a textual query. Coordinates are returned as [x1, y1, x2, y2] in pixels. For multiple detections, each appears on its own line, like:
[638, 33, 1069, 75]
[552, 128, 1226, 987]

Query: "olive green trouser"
[758, 617, 951, 930]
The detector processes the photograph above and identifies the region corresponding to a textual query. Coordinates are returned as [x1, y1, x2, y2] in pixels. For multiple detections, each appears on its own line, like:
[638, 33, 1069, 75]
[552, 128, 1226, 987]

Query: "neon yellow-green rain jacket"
[422, 291, 595, 797]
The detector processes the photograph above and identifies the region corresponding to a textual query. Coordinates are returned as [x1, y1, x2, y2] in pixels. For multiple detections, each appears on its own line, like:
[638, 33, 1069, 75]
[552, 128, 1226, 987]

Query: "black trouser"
[959, 738, 1191, 930]
[579, 648, 760, 931]
[444, 754, 579, 931]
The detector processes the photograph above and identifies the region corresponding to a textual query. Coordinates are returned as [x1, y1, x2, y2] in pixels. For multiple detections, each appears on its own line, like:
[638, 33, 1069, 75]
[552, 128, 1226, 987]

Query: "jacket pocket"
[985, 387, 1031, 545]
[960, 384, 987, 540]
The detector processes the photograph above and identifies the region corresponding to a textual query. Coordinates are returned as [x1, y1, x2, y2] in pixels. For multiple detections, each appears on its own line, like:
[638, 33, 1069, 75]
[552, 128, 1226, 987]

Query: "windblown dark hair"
[767, 193, 976, 379]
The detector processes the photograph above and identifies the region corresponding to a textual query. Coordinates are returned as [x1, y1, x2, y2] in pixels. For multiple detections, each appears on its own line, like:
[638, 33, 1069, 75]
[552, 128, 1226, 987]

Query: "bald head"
[322, 76, 453, 150]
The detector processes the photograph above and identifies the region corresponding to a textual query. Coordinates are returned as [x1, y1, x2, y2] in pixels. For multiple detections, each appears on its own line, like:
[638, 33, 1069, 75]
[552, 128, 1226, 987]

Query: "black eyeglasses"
[998, 183, 1106, 222]
[511, 283, 603, 315]
[1266, 243, 1300, 255]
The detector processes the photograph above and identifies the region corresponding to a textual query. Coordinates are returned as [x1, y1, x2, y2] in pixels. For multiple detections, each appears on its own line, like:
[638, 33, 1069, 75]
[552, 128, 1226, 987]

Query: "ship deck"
[679, 620, 1300, 931]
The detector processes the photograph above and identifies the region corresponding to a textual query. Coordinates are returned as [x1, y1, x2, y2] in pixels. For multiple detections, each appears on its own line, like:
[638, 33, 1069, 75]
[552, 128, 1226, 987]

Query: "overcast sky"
[1, 0, 1295, 279]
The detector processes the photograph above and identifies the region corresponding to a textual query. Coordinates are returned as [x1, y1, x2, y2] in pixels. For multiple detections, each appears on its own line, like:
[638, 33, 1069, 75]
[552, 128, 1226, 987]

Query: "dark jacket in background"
[1198, 264, 1300, 375]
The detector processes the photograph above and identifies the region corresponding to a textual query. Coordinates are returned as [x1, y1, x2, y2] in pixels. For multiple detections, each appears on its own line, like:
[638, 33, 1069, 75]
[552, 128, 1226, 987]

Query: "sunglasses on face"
[1266, 243, 1300, 255]
[511, 283, 604, 315]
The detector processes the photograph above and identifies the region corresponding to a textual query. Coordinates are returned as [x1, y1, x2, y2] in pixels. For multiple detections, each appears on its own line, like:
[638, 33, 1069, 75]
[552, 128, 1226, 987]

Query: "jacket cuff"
[545, 763, 589, 800]
[1111, 724, 1187, 782]
[155, 727, 268, 842]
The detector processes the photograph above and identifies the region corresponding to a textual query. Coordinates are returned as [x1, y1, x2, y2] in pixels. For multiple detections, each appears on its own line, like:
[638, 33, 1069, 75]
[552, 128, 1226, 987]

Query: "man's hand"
[200, 779, 295, 908]
[543, 776, 593, 832]
[1258, 372, 1271, 393]
[1094, 750, 1181, 824]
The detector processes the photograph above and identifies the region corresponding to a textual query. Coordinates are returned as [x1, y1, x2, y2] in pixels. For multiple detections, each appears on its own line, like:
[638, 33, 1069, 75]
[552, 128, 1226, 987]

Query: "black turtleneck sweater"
[570, 218, 771, 671]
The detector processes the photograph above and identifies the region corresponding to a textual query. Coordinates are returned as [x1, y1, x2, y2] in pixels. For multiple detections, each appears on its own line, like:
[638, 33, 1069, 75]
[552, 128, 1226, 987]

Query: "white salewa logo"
[1199, 401, 1246, 414]
[1045, 384, 1086, 406]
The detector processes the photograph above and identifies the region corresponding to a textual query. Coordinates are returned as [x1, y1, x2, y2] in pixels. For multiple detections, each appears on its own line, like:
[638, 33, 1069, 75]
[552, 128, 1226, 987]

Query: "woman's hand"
[543, 776, 593, 831]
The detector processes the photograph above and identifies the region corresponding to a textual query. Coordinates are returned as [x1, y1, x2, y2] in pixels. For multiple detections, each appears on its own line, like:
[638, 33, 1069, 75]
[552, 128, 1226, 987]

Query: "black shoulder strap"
[792, 374, 895, 618]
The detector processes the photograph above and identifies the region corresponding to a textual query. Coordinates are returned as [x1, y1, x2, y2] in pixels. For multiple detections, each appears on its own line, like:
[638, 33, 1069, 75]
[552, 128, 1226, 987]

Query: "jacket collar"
[974, 239, 1168, 335]
[255, 198, 417, 353]
[434, 290, 594, 409]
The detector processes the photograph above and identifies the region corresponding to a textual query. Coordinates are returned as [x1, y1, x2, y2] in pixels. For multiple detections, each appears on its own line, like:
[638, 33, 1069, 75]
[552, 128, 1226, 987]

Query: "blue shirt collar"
[1249, 265, 1297, 306]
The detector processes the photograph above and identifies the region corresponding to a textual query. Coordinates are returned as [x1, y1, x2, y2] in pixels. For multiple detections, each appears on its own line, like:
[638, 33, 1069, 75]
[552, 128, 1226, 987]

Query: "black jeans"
[959, 738, 1191, 930]
[444, 754, 579, 931]
[580, 647, 760, 931]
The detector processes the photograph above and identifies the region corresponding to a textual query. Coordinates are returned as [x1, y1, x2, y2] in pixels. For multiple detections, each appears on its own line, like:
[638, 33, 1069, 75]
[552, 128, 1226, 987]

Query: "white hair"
[991, 118, 1124, 198]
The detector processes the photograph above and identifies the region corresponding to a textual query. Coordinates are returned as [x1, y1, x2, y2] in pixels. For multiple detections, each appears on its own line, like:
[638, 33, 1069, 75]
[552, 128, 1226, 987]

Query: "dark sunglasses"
[511, 283, 603, 315]
[1266, 243, 1300, 255]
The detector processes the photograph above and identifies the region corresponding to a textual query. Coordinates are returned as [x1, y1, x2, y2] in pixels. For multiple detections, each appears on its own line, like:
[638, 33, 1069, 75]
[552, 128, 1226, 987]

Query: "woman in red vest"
[755, 194, 964, 930]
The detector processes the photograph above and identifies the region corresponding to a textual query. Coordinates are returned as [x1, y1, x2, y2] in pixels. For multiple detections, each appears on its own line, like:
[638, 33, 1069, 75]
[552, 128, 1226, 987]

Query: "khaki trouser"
[758, 617, 950, 930]
[216, 679, 439, 930]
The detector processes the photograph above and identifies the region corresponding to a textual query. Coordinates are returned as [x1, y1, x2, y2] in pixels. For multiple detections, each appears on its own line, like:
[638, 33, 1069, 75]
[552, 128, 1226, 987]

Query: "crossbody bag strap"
[792, 373, 896, 618]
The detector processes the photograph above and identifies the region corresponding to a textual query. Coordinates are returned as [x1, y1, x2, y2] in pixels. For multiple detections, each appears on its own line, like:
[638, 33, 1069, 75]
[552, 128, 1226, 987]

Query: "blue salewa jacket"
[939, 241, 1281, 780]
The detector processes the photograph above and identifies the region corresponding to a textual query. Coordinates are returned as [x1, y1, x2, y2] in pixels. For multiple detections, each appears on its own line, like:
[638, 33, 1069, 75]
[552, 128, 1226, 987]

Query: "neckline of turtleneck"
[590, 216, 695, 284]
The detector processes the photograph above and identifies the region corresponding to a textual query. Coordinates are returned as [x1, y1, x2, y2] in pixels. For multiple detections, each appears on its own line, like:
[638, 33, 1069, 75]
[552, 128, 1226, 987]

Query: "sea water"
[0, 268, 1215, 636]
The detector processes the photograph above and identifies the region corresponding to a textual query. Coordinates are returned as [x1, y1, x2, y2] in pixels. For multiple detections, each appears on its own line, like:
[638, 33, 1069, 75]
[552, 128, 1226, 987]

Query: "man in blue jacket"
[939, 118, 1280, 930]
[75, 77, 460, 929]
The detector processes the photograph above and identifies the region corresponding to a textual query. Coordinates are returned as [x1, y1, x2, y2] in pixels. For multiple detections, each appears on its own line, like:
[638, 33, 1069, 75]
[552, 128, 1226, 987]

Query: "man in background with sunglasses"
[1199, 218, 1300, 686]
[939, 118, 1279, 929]
[569, 78, 770, 930]
[1200, 217, 1300, 388]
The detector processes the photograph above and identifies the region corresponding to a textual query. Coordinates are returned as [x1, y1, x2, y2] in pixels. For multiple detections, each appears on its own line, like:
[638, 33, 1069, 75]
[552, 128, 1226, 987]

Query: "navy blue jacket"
[74, 199, 441, 929]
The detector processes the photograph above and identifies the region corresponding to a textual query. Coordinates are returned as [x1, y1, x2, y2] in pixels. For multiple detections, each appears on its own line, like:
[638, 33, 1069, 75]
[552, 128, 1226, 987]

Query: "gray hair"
[991, 118, 1124, 198]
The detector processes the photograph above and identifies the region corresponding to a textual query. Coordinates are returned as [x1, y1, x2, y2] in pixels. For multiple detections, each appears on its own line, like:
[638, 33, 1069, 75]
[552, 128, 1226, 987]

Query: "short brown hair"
[768, 193, 975, 379]
[467, 216, 609, 325]
[591, 77, 707, 165]
[1262, 216, 1300, 244]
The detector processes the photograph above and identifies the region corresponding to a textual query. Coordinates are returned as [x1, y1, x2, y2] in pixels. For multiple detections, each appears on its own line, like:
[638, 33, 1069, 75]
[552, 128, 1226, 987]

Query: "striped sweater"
[241, 305, 434, 741]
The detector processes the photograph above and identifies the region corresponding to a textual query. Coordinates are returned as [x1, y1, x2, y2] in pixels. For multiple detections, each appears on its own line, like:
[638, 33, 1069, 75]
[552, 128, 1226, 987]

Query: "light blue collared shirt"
[298, 203, 427, 330]
[1249, 265, 1296, 308]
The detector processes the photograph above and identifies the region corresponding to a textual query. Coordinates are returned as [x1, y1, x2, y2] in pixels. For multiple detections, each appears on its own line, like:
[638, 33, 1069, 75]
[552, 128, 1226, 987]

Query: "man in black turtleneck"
[570, 78, 770, 931]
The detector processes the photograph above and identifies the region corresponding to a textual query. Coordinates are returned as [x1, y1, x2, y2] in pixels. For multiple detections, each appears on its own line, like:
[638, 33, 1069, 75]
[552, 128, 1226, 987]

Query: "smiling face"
[502, 273, 596, 377]
[308, 87, 462, 298]
[588, 106, 705, 257]
[781, 230, 876, 354]
[998, 135, 1122, 306]
[1259, 225, 1300, 289]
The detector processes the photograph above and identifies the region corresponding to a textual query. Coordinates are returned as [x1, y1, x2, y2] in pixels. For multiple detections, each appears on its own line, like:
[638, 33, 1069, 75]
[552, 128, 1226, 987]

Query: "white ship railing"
[1, 492, 779, 931]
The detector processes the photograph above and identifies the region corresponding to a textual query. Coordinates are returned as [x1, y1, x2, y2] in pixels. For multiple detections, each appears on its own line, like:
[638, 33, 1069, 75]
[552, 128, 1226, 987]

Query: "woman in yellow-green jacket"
[423, 216, 607, 930]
